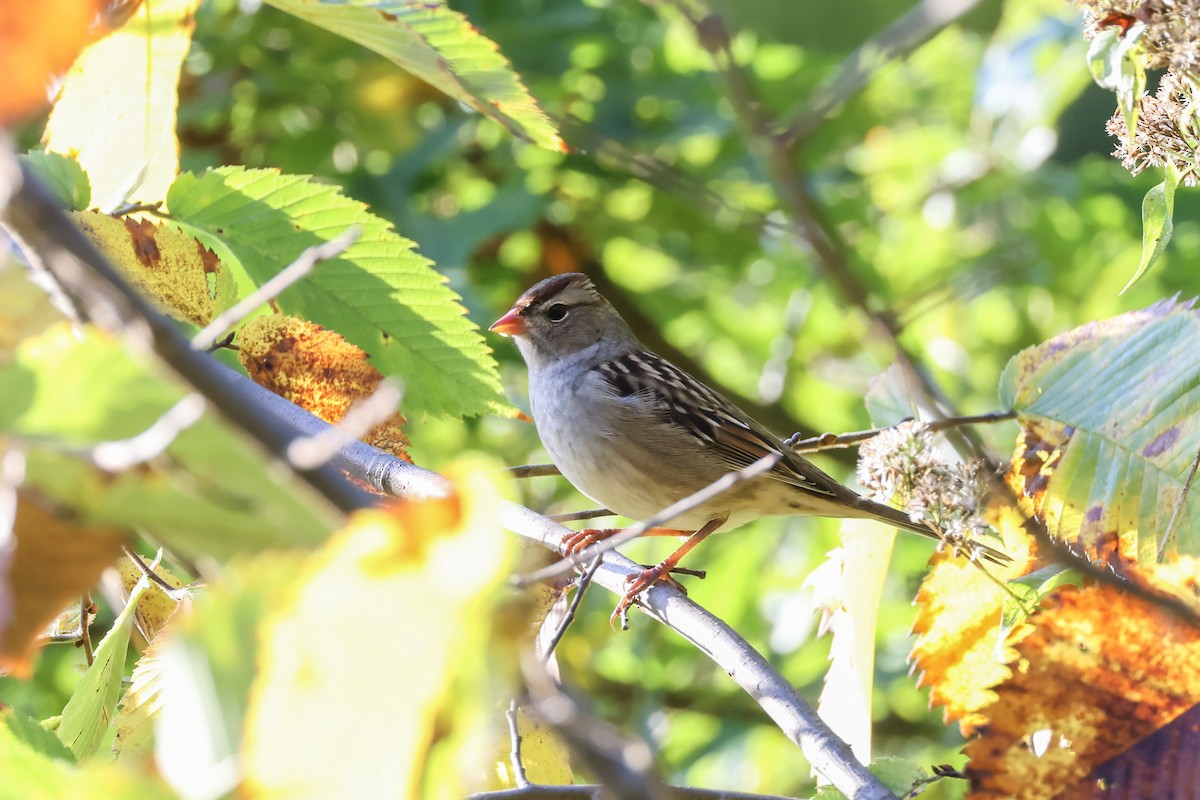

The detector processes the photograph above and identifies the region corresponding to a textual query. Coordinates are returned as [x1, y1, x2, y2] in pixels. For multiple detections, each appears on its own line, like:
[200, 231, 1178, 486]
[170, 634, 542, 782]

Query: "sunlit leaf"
[1122, 166, 1178, 294]
[262, 0, 565, 152]
[238, 315, 411, 460]
[0, 496, 125, 678]
[0, 325, 336, 559]
[113, 597, 191, 756]
[43, 0, 201, 209]
[242, 465, 516, 799]
[167, 166, 508, 417]
[910, 504, 1039, 731]
[57, 581, 149, 760]
[999, 298, 1200, 563]
[18, 151, 91, 211]
[965, 568, 1200, 799]
[72, 211, 237, 327]
[1, 708, 74, 764]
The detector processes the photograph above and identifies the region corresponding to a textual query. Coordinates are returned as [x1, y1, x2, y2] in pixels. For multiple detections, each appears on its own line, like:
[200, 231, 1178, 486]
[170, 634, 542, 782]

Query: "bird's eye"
[546, 303, 569, 322]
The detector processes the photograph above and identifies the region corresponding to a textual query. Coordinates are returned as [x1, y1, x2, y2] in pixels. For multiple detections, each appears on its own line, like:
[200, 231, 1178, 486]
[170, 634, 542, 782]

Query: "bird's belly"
[534, 398, 743, 529]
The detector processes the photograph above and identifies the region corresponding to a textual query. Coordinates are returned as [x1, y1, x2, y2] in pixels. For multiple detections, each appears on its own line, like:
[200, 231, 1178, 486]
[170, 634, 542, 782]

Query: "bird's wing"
[596, 351, 838, 498]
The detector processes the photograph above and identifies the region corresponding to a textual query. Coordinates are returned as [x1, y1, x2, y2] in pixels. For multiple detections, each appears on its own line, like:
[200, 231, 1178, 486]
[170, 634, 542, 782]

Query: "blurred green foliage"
[12, 0, 1199, 795]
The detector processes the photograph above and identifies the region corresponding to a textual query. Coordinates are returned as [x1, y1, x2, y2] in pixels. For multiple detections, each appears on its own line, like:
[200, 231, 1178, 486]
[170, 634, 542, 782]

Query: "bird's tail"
[851, 496, 1011, 566]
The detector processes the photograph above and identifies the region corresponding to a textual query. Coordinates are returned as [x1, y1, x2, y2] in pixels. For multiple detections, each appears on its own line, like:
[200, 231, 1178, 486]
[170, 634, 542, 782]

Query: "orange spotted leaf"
[238, 315, 411, 460]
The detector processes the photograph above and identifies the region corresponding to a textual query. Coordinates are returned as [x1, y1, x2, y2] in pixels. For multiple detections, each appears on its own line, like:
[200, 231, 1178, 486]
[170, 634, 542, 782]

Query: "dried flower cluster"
[1107, 72, 1200, 185]
[856, 420, 992, 546]
[1077, 0, 1200, 74]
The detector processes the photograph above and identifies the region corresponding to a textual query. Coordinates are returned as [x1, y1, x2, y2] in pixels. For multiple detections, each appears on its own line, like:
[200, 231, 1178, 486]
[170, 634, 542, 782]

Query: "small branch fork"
[784, 411, 1018, 453]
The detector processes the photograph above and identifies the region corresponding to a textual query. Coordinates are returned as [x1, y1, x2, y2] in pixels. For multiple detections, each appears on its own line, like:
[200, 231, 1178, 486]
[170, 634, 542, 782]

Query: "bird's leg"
[562, 526, 688, 556]
[611, 517, 726, 629]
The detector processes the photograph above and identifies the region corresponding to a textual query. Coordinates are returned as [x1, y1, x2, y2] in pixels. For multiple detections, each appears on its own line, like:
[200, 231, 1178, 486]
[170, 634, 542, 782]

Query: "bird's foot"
[609, 561, 687, 630]
[562, 527, 620, 556]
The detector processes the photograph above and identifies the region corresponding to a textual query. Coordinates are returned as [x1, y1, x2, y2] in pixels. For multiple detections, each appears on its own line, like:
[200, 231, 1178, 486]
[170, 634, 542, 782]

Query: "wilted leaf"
[18, 151, 91, 211]
[238, 315, 410, 460]
[57, 581, 149, 760]
[263, 0, 565, 152]
[0, 0, 100, 123]
[167, 166, 509, 418]
[72, 211, 236, 327]
[910, 504, 1040, 731]
[0, 496, 125, 678]
[0, 325, 336, 560]
[999, 298, 1200, 563]
[965, 568, 1200, 799]
[242, 465, 516, 799]
[43, 0, 201, 209]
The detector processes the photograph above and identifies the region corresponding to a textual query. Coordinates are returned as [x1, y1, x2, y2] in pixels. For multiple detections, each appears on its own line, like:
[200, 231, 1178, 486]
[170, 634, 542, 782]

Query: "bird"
[490, 272, 1008, 625]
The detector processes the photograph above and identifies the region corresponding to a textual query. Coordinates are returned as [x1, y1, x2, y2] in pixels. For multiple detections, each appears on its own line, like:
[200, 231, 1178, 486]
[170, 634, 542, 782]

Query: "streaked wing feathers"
[596, 351, 836, 498]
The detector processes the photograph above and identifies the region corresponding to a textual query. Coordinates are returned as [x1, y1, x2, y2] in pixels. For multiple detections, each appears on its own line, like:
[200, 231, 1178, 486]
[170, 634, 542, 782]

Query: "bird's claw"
[608, 562, 688, 630]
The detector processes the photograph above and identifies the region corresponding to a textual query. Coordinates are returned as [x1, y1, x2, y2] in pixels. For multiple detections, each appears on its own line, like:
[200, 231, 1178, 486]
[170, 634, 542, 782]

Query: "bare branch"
[191, 225, 362, 351]
[506, 464, 561, 479]
[122, 546, 193, 602]
[500, 501, 895, 800]
[546, 509, 612, 523]
[779, 0, 986, 146]
[540, 556, 602, 663]
[506, 699, 531, 789]
[78, 593, 94, 666]
[470, 788, 806, 800]
[784, 411, 1018, 453]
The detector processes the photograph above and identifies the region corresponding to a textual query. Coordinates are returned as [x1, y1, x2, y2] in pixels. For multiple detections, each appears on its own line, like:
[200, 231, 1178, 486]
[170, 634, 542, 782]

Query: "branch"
[499, 505, 895, 800]
[470, 787, 805, 800]
[265, 405, 891, 798]
[0, 150, 371, 516]
[779, 0, 986, 146]
[785, 411, 1018, 452]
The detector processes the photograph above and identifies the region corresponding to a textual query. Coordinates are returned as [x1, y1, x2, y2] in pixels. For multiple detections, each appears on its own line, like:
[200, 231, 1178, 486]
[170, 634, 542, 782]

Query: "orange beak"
[488, 309, 527, 337]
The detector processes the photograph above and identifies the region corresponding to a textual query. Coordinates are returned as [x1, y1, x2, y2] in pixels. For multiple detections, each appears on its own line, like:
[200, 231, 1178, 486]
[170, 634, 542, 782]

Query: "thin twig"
[470, 788, 806, 800]
[78, 593, 94, 666]
[514, 453, 782, 588]
[110, 200, 164, 217]
[506, 699, 532, 789]
[541, 557, 603, 663]
[82, 394, 207, 471]
[1158, 440, 1200, 562]
[779, 0, 986, 146]
[123, 546, 192, 602]
[785, 411, 1018, 452]
[506, 464, 561, 479]
[546, 508, 613, 523]
[191, 225, 362, 351]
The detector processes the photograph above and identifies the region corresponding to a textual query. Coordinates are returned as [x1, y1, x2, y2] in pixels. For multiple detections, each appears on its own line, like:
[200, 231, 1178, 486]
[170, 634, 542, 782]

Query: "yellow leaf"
[43, 0, 200, 209]
[238, 315, 411, 461]
[72, 211, 235, 327]
[242, 463, 516, 798]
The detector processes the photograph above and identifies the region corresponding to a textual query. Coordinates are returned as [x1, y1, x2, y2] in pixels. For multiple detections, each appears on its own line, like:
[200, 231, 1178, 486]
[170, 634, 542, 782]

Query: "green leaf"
[1000, 565, 1081, 640]
[0, 325, 336, 559]
[166, 166, 507, 418]
[42, 0, 197, 208]
[1086, 22, 1147, 144]
[999, 298, 1200, 561]
[261, 0, 564, 152]
[0, 709, 75, 764]
[18, 151, 91, 211]
[58, 582, 149, 759]
[1123, 166, 1179, 294]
